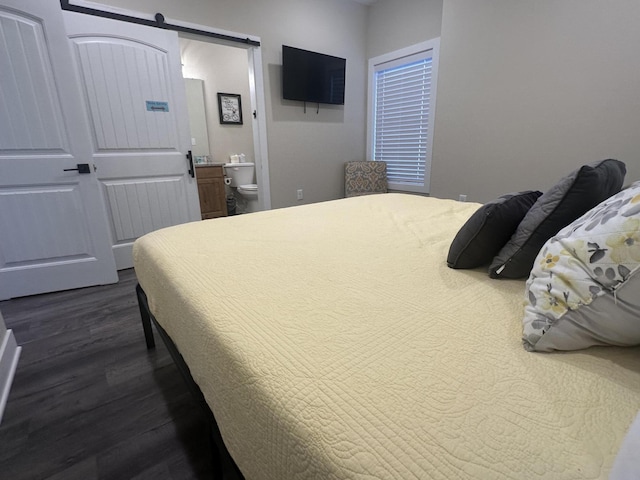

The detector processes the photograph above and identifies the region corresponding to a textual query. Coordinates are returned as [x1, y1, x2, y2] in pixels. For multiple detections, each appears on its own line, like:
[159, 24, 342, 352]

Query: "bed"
[133, 193, 640, 480]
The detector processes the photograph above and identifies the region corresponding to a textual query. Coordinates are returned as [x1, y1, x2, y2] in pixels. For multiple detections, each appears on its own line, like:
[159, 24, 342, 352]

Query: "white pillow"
[522, 180, 640, 352]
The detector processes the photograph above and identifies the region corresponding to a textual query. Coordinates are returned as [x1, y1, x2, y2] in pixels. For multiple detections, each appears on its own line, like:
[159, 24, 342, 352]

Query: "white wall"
[431, 0, 640, 203]
[184, 78, 210, 158]
[366, 0, 443, 59]
[97, 0, 369, 208]
[181, 40, 255, 163]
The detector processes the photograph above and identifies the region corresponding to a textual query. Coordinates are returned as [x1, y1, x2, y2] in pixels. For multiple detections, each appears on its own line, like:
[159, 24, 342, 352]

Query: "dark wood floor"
[0, 269, 213, 480]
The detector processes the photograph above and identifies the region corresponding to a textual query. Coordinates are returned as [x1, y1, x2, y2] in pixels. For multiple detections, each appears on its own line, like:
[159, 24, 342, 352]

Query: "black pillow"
[447, 191, 543, 269]
[489, 159, 626, 279]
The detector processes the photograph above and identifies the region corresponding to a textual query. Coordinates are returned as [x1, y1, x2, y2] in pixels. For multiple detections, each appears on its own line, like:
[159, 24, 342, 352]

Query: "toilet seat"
[237, 184, 258, 201]
[235, 184, 259, 213]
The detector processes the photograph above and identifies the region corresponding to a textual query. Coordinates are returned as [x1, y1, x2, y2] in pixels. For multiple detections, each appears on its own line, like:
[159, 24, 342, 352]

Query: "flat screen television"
[282, 45, 346, 105]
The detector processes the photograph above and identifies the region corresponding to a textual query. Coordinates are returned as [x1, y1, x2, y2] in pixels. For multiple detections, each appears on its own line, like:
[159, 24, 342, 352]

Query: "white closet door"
[0, 0, 117, 300]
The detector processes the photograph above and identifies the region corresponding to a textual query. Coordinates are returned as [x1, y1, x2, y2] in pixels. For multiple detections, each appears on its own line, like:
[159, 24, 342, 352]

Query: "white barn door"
[63, 11, 201, 270]
[0, 0, 117, 300]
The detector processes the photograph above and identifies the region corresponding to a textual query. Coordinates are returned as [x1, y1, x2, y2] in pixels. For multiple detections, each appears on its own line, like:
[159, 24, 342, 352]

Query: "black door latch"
[186, 150, 195, 178]
[63, 163, 91, 174]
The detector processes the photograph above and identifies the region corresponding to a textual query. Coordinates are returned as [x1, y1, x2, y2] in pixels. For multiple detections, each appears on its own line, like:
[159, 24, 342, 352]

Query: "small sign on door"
[146, 101, 169, 112]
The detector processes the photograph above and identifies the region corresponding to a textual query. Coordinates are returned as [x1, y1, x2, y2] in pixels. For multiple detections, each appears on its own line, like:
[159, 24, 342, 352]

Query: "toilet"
[223, 162, 259, 213]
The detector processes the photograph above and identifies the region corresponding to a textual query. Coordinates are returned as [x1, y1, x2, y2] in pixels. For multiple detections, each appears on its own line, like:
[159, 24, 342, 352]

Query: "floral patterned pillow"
[522, 180, 640, 352]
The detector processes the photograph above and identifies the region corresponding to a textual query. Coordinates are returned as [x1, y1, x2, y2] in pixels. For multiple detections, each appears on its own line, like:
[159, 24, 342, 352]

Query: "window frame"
[367, 38, 440, 194]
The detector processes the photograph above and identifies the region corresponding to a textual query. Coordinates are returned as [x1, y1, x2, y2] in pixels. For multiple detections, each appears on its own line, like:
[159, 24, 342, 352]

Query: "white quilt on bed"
[134, 194, 640, 480]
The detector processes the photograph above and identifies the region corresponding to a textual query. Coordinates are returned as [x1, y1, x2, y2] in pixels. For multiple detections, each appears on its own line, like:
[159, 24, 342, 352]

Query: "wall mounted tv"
[282, 45, 346, 105]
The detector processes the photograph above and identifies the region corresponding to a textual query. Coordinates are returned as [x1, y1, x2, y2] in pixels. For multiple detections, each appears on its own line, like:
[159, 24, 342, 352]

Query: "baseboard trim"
[0, 330, 21, 425]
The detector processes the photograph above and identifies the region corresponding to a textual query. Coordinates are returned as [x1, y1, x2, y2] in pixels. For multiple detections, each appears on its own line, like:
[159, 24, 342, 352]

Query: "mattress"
[133, 193, 640, 480]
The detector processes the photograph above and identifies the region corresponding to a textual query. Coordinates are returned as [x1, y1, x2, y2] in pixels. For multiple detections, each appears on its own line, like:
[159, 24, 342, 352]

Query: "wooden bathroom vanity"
[196, 164, 228, 219]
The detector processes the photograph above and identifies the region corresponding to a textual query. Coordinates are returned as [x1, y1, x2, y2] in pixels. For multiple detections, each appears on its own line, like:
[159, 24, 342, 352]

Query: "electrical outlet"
[297, 189, 303, 200]
[191, 137, 197, 146]
[459, 194, 467, 202]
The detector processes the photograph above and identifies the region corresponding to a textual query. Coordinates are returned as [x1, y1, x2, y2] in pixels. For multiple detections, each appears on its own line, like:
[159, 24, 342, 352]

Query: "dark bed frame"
[136, 284, 244, 480]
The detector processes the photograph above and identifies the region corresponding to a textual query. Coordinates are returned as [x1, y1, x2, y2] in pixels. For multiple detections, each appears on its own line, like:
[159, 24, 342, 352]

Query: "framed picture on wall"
[217, 93, 243, 125]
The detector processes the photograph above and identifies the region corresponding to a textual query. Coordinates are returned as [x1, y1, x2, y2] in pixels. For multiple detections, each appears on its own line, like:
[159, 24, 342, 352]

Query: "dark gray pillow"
[489, 159, 626, 279]
[447, 191, 542, 269]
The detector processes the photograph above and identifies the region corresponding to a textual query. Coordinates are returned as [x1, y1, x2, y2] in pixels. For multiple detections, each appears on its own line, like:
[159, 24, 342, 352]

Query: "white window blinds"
[371, 45, 437, 193]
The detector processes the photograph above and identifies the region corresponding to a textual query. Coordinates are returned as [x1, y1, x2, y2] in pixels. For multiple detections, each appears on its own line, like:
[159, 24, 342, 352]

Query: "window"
[367, 39, 440, 194]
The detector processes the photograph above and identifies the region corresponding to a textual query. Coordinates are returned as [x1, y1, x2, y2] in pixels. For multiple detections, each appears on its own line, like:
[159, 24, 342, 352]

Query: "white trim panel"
[0, 330, 21, 426]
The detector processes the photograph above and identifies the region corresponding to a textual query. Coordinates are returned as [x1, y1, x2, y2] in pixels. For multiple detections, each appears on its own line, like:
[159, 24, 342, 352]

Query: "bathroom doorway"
[179, 35, 269, 213]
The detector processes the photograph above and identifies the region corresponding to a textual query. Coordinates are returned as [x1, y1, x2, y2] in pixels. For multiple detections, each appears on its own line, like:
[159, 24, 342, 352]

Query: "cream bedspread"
[133, 194, 640, 480]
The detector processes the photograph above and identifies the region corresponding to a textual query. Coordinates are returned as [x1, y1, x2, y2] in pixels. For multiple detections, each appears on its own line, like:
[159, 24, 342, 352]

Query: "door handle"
[63, 163, 91, 174]
[186, 150, 195, 178]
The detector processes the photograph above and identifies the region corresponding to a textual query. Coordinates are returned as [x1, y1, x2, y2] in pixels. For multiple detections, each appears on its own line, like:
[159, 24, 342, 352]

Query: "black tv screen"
[282, 45, 346, 105]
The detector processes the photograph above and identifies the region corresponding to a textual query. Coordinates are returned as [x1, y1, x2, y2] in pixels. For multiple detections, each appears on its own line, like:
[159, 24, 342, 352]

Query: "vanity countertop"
[195, 162, 226, 167]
